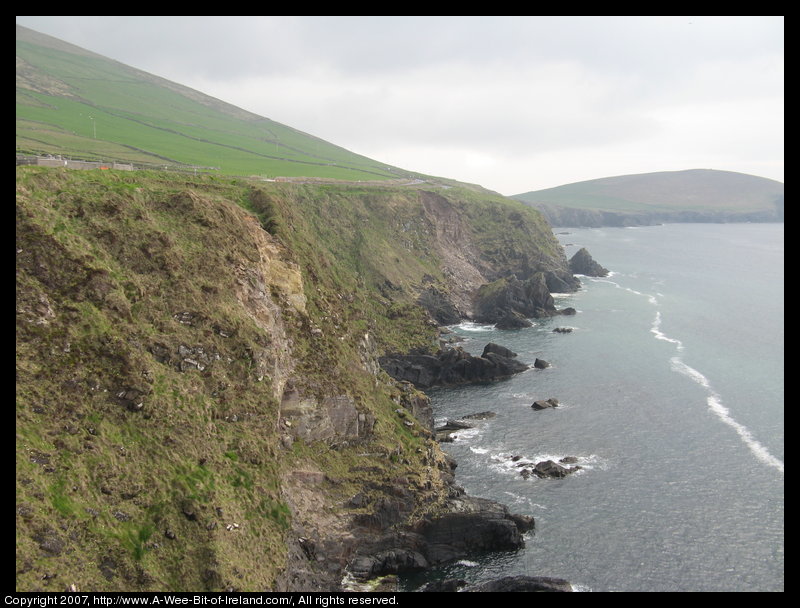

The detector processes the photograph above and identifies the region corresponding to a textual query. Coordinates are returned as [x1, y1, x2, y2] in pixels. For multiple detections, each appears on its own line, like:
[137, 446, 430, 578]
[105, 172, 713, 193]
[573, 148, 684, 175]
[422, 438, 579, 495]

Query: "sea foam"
[669, 357, 784, 473]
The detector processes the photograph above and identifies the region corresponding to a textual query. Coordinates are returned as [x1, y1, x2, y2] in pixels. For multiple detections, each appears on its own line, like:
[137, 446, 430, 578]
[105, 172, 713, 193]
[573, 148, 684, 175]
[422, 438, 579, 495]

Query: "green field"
[16, 26, 415, 181]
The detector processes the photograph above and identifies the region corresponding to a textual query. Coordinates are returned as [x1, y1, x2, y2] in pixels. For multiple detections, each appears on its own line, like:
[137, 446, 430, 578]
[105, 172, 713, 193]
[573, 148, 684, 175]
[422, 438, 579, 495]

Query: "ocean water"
[403, 223, 783, 592]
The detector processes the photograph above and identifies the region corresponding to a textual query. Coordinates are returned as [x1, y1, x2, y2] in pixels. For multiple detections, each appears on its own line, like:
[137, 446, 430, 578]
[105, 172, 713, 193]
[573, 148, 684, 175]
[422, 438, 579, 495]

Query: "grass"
[16, 166, 567, 591]
[16, 34, 415, 181]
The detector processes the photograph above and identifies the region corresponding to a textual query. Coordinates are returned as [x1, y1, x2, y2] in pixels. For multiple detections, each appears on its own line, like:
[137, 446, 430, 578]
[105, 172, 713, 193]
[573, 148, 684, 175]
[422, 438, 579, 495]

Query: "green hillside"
[16, 166, 568, 591]
[513, 169, 784, 214]
[16, 25, 415, 181]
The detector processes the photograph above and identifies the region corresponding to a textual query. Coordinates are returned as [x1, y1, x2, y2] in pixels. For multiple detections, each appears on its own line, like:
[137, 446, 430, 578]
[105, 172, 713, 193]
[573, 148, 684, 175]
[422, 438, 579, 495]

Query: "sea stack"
[568, 248, 609, 277]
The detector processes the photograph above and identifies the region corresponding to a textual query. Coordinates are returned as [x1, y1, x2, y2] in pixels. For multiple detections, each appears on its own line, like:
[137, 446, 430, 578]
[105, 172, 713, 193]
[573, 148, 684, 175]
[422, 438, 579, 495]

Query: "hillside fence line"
[16, 154, 219, 174]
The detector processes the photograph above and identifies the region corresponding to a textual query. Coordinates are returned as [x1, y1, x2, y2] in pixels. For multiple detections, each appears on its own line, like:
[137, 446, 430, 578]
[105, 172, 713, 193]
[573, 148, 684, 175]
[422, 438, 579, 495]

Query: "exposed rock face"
[379, 345, 528, 389]
[568, 248, 609, 277]
[495, 310, 533, 329]
[543, 269, 582, 293]
[532, 398, 559, 410]
[279, 388, 375, 445]
[417, 287, 462, 326]
[472, 273, 556, 324]
[347, 495, 535, 580]
[392, 381, 435, 431]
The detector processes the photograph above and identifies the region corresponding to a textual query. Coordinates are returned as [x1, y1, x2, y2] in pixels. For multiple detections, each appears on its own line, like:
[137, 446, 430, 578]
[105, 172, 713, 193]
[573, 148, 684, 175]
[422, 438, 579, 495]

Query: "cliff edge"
[16, 168, 575, 591]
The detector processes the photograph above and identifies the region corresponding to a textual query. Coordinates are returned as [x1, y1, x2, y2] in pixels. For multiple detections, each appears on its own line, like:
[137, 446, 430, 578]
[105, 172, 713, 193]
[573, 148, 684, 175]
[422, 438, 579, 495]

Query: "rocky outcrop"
[417, 286, 462, 326]
[347, 495, 535, 581]
[568, 248, 609, 277]
[519, 459, 581, 480]
[532, 398, 559, 410]
[434, 419, 475, 442]
[472, 273, 556, 323]
[543, 269, 581, 293]
[279, 387, 375, 445]
[379, 344, 528, 389]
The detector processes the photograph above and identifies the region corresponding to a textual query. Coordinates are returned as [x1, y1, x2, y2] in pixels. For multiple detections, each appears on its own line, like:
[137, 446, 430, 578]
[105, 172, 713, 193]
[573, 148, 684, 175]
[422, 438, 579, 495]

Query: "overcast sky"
[17, 16, 784, 195]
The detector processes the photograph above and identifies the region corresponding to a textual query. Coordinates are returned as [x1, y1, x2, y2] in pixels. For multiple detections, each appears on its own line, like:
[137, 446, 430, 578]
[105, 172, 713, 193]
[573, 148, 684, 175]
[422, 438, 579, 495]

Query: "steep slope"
[513, 169, 784, 226]
[16, 25, 417, 182]
[16, 167, 574, 592]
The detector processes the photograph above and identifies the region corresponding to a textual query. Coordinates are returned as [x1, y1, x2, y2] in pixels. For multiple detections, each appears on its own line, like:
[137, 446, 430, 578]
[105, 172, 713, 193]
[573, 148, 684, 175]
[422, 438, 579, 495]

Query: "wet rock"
[553, 327, 573, 333]
[495, 311, 533, 329]
[482, 343, 517, 359]
[472, 273, 557, 324]
[532, 460, 570, 478]
[534, 358, 550, 369]
[380, 344, 528, 389]
[531, 398, 559, 410]
[416, 496, 530, 565]
[569, 248, 609, 277]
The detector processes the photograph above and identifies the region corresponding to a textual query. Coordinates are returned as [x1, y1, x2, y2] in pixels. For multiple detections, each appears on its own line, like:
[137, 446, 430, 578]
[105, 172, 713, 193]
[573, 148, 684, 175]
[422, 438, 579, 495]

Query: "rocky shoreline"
[340, 392, 574, 593]
[336, 339, 574, 592]
[352, 256, 613, 590]
[284, 248, 611, 592]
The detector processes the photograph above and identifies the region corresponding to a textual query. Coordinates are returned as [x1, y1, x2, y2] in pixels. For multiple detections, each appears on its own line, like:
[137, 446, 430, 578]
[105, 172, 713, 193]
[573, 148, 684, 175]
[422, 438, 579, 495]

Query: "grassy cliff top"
[16, 166, 566, 591]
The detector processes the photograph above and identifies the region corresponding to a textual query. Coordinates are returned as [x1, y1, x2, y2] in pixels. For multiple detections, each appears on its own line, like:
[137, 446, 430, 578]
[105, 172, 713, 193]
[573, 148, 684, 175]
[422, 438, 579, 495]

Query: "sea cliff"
[16, 167, 578, 592]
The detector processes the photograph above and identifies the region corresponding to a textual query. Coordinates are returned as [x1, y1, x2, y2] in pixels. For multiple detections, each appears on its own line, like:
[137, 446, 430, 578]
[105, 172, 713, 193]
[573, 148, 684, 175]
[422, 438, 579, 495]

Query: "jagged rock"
[553, 327, 573, 333]
[543, 270, 581, 293]
[417, 287, 462, 326]
[531, 398, 559, 410]
[508, 512, 536, 533]
[465, 575, 573, 592]
[280, 389, 375, 443]
[472, 273, 557, 324]
[495, 311, 533, 329]
[434, 419, 474, 442]
[379, 344, 527, 389]
[532, 460, 571, 478]
[393, 381, 434, 430]
[435, 420, 475, 433]
[415, 496, 531, 565]
[482, 343, 517, 359]
[533, 358, 550, 369]
[559, 307, 577, 315]
[347, 496, 535, 582]
[568, 248, 609, 277]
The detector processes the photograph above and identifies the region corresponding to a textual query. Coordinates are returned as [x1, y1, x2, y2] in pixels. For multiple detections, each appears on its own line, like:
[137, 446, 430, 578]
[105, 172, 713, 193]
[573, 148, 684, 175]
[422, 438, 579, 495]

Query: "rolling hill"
[16, 24, 420, 182]
[513, 169, 784, 226]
